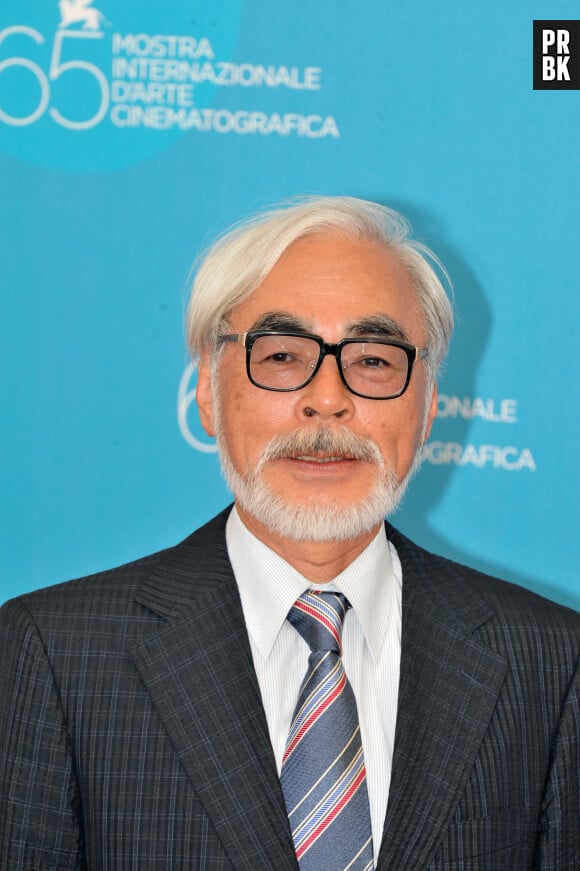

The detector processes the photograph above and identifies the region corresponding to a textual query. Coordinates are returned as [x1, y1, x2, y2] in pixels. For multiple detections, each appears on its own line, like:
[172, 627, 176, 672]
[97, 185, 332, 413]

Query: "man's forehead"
[223, 233, 424, 344]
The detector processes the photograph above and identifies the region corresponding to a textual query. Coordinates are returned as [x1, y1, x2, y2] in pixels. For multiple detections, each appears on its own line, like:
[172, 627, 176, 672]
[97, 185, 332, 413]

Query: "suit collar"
[131, 508, 298, 871]
[377, 524, 507, 870]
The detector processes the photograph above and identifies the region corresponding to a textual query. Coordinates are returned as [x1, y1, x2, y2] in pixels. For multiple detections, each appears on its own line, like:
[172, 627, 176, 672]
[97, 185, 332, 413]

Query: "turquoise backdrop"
[1, 1, 578, 609]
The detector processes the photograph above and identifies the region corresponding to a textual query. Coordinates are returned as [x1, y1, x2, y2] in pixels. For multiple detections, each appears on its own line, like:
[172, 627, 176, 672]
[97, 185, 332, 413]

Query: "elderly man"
[1, 197, 579, 870]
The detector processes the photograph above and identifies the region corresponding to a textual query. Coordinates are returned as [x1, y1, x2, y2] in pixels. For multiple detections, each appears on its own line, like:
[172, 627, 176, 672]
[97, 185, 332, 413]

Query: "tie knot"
[287, 591, 349, 654]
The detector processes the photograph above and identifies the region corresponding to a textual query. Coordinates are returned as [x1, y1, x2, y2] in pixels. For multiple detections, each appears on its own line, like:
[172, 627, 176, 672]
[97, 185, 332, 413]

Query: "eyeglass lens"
[249, 334, 410, 398]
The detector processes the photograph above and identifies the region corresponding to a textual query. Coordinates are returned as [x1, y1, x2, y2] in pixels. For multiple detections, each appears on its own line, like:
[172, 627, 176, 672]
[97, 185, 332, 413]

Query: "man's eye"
[263, 352, 298, 365]
[359, 356, 390, 369]
[255, 351, 304, 366]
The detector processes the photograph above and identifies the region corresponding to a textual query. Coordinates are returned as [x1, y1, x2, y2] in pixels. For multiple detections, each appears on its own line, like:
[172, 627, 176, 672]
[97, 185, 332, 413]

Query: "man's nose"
[297, 353, 355, 420]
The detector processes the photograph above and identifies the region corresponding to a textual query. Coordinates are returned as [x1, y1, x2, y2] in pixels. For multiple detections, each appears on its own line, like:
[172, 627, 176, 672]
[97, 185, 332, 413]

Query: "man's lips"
[286, 453, 358, 464]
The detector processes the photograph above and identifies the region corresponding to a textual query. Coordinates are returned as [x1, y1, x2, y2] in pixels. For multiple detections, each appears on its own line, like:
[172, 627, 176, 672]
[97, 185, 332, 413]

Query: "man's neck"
[235, 505, 383, 584]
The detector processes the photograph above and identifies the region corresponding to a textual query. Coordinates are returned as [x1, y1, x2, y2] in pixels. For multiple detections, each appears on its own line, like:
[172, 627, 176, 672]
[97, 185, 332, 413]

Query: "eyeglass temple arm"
[219, 333, 248, 347]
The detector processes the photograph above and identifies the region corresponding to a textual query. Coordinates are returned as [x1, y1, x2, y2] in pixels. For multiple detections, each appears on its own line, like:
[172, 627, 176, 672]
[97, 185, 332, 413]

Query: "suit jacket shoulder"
[4, 506, 234, 620]
[387, 520, 580, 634]
[0, 506, 297, 871]
[380, 522, 580, 870]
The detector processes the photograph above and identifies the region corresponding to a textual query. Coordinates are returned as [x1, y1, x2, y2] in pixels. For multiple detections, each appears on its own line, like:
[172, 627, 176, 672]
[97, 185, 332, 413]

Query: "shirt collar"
[226, 506, 397, 662]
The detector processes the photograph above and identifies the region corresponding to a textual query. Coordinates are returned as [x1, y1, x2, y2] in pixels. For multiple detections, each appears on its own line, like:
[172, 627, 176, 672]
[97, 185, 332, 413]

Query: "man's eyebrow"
[345, 315, 410, 343]
[247, 311, 411, 343]
[249, 311, 311, 333]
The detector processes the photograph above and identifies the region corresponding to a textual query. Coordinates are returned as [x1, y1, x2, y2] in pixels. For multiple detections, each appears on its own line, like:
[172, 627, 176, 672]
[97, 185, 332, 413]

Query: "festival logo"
[0, 0, 338, 170]
[58, 0, 107, 32]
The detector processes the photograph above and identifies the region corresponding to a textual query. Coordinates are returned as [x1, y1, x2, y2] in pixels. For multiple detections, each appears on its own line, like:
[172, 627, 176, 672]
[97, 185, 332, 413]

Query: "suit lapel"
[377, 527, 508, 871]
[130, 511, 297, 871]
[128, 512, 508, 870]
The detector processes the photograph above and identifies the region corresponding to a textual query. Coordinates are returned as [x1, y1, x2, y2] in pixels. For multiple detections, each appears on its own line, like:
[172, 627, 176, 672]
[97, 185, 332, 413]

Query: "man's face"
[196, 232, 438, 543]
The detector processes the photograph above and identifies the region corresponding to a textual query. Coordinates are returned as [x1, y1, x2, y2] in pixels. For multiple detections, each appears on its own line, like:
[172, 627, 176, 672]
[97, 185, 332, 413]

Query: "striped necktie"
[281, 591, 374, 871]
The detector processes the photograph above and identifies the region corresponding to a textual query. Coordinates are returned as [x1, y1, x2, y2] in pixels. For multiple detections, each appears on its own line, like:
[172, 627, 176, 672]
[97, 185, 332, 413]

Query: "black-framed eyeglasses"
[218, 330, 429, 400]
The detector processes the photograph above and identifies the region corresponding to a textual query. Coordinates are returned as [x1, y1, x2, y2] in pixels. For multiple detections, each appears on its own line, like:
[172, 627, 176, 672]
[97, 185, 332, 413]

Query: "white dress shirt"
[226, 507, 402, 862]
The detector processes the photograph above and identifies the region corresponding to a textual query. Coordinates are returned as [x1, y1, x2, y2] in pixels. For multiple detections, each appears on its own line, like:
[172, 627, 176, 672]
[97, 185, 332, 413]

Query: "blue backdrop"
[1, 1, 578, 610]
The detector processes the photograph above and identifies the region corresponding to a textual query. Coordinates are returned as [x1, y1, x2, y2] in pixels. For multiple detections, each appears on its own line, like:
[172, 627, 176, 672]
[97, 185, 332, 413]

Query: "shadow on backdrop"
[368, 197, 575, 610]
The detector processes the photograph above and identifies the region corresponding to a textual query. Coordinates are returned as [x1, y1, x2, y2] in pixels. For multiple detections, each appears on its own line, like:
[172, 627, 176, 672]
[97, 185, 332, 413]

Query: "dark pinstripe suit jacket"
[1, 507, 580, 870]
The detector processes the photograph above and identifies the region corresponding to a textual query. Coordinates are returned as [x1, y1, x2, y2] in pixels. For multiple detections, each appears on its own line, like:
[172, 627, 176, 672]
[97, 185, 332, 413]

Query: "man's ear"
[423, 382, 438, 443]
[195, 353, 216, 437]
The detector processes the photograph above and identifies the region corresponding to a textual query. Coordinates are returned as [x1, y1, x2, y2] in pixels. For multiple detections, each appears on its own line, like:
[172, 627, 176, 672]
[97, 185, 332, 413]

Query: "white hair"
[186, 195, 453, 381]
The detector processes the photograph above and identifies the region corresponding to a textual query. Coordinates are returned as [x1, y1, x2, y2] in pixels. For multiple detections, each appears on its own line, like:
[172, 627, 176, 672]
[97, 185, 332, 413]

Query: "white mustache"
[260, 427, 384, 466]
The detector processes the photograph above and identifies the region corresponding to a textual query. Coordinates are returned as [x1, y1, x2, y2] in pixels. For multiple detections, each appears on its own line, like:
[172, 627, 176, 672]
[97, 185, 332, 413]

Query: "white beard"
[213, 413, 422, 543]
